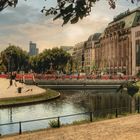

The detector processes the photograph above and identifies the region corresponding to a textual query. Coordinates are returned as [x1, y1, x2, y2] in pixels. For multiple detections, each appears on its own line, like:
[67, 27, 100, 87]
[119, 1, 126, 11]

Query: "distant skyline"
[0, 0, 139, 52]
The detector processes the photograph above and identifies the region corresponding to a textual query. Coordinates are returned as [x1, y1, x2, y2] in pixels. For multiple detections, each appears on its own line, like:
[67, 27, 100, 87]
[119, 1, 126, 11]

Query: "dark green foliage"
[49, 120, 59, 128]
[0, 0, 18, 11]
[127, 83, 139, 97]
[0, 0, 138, 25]
[1, 45, 29, 72]
[30, 47, 71, 73]
[0, 45, 71, 73]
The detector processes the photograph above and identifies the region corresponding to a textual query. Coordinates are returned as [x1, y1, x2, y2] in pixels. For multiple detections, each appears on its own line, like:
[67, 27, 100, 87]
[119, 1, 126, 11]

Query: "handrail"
[0, 105, 140, 135]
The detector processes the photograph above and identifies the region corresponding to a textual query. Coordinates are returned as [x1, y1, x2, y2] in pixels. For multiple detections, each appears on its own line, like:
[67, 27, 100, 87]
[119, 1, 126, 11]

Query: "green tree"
[117, 81, 139, 113]
[1, 45, 29, 73]
[29, 47, 71, 73]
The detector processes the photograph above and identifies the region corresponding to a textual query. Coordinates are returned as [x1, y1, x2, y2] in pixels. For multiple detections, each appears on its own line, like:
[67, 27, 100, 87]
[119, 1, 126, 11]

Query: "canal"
[0, 89, 131, 135]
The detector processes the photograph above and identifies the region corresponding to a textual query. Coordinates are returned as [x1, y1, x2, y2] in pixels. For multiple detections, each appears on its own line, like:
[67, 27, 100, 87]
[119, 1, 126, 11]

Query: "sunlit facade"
[72, 42, 85, 73]
[84, 33, 101, 74]
[95, 7, 140, 76]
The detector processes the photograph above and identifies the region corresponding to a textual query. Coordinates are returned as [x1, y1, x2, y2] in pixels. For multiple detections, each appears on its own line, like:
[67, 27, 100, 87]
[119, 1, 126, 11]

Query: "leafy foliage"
[0, 0, 18, 11]
[0, 0, 138, 25]
[0, 45, 71, 73]
[1, 45, 29, 72]
[49, 120, 59, 128]
[30, 47, 71, 73]
[127, 83, 139, 97]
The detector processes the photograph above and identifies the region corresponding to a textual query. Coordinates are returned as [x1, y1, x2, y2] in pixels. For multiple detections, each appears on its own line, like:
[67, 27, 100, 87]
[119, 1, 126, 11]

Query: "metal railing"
[0, 104, 140, 136]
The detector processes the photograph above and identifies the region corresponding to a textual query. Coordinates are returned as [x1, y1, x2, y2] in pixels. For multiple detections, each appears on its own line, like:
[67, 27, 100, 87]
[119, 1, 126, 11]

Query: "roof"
[88, 33, 101, 41]
[108, 7, 140, 29]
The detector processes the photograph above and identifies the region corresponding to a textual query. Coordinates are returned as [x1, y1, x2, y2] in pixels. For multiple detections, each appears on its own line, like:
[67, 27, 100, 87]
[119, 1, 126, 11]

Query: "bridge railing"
[0, 104, 140, 136]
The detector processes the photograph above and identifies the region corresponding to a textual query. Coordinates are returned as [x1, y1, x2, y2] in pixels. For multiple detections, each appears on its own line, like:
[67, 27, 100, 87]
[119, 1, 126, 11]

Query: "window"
[135, 31, 140, 38]
[136, 39, 140, 66]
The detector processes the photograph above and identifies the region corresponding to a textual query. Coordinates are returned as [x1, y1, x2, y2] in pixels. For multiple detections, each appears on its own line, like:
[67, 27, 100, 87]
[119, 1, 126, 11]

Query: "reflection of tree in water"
[84, 91, 132, 112]
[59, 90, 132, 112]
[54, 90, 138, 116]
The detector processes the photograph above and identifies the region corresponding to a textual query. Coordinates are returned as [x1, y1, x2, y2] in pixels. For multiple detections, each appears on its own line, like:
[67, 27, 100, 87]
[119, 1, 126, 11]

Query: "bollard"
[19, 122, 22, 134]
[58, 117, 60, 128]
[115, 108, 118, 118]
[90, 112, 92, 122]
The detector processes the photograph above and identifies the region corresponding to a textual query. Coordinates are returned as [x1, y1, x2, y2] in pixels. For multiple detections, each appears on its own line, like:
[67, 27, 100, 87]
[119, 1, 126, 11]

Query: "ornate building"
[84, 33, 101, 74]
[132, 25, 140, 75]
[72, 42, 85, 73]
[95, 7, 140, 76]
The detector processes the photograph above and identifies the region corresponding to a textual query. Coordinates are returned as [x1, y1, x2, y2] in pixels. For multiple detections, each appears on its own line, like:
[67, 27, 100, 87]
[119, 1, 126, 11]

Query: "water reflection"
[0, 89, 132, 135]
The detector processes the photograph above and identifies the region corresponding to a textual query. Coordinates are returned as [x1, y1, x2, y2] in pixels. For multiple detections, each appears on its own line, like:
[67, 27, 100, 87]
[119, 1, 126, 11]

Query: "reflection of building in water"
[94, 7, 140, 76]
[29, 41, 39, 56]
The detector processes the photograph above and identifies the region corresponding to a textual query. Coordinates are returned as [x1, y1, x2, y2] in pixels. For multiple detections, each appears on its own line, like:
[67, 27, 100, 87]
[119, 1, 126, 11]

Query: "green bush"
[127, 83, 139, 97]
[49, 120, 59, 128]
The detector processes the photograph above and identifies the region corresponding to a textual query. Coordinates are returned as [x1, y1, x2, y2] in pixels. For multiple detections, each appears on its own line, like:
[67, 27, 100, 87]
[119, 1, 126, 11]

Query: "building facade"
[72, 42, 85, 73]
[29, 41, 39, 56]
[95, 8, 140, 76]
[131, 25, 140, 75]
[84, 33, 101, 74]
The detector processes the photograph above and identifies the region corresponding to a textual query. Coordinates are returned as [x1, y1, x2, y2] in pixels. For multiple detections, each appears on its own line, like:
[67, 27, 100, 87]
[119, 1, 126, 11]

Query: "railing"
[0, 105, 140, 136]
[0, 74, 138, 81]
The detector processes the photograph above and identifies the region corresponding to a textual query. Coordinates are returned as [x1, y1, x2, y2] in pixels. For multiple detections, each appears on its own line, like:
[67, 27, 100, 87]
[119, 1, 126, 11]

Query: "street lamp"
[8, 50, 13, 86]
[49, 62, 53, 71]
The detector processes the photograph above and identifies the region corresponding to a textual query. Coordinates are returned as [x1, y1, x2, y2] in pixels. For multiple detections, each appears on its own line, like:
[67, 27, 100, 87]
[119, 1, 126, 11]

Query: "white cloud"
[0, 0, 139, 52]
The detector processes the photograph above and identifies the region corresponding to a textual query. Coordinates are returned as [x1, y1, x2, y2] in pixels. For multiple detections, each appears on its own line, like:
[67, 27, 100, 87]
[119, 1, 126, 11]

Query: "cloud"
[0, 0, 138, 52]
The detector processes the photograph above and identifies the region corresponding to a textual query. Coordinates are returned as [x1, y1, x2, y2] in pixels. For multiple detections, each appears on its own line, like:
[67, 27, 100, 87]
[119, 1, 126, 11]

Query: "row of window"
[136, 39, 140, 66]
[135, 31, 140, 37]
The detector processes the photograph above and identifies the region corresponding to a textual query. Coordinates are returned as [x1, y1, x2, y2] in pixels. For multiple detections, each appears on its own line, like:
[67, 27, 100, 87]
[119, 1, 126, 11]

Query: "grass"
[72, 119, 90, 125]
[0, 89, 60, 107]
[49, 120, 59, 128]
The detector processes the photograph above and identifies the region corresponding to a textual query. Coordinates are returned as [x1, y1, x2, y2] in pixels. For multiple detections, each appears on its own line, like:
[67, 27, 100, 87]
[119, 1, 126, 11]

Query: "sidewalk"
[1, 114, 140, 140]
[0, 78, 45, 99]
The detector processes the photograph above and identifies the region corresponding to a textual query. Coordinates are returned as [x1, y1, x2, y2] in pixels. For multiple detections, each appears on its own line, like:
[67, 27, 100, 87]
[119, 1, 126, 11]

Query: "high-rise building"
[29, 41, 39, 56]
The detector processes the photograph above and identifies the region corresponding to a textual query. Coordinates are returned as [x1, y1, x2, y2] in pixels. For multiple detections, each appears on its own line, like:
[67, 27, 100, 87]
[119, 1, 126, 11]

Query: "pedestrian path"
[1, 114, 140, 140]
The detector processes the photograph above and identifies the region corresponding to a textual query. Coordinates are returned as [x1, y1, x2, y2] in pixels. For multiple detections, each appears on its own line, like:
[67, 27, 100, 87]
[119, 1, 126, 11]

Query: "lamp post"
[9, 50, 13, 86]
[50, 62, 53, 71]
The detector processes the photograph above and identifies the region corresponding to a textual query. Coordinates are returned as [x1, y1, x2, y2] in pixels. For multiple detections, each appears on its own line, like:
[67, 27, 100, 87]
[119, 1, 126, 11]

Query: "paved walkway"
[0, 78, 45, 99]
[1, 114, 140, 140]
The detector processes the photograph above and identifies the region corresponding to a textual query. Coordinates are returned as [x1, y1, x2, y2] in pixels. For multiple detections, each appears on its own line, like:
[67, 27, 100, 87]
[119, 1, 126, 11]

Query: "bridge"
[24, 79, 129, 91]
[39, 84, 120, 90]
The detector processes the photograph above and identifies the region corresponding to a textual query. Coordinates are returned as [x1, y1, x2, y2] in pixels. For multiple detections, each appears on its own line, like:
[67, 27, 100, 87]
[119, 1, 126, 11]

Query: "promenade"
[0, 78, 45, 99]
[1, 114, 140, 140]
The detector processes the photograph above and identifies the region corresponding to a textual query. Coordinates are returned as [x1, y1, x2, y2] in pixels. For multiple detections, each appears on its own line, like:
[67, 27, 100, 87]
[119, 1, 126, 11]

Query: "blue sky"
[0, 0, 139, 52]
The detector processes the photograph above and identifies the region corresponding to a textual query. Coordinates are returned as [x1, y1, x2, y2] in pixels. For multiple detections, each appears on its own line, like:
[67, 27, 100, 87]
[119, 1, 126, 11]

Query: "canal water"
[0, 90, 131, 135]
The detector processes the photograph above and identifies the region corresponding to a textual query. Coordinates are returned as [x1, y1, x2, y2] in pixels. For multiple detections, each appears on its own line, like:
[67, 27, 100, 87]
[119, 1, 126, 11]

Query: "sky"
[0, 0, 139, 52]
